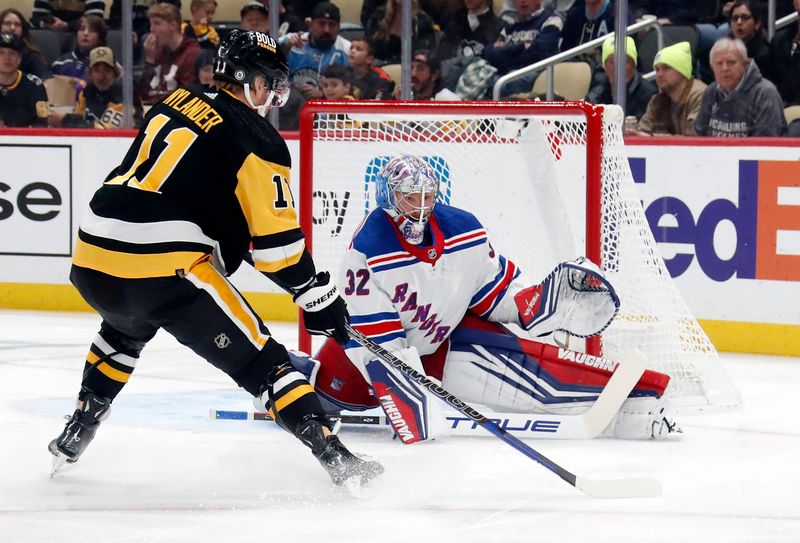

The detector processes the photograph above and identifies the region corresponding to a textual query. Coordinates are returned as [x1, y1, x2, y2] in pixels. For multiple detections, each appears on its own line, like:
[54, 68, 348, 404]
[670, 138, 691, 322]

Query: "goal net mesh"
[302, 102, 740, 412]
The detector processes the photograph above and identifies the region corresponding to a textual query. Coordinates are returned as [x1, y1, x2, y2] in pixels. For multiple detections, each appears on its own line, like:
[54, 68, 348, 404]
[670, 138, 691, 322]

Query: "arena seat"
[530, 61, 592, 101]
[29, 29, 63, 66]
[338, 0, 363, 25]
[785, 105, 800, 124]
[381, 63, 401, 86]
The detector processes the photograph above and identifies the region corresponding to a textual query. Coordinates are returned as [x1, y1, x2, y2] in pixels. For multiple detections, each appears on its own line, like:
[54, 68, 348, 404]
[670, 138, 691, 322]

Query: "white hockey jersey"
[341, 205, 531, 369]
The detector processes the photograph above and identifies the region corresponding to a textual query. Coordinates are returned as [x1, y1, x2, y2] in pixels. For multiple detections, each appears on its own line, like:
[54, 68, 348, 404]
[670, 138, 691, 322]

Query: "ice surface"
[1, 310, 798, 543]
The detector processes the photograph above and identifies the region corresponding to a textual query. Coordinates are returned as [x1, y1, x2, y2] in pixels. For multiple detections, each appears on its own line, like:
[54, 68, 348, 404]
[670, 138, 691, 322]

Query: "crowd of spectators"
[0, 0, 798, 136]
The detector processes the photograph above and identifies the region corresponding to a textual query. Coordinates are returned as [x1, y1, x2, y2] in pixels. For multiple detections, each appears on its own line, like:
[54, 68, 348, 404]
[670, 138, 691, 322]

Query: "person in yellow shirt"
[182, 0, 219, 49]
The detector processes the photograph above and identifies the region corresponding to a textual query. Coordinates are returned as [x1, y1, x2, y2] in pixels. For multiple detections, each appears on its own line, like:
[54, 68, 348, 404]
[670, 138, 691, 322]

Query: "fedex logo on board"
[631, 158, 800, 282]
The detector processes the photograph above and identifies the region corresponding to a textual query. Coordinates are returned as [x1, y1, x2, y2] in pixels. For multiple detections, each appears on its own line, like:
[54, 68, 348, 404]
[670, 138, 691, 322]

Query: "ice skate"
[48, 392, 111, 476]
[297, 419, 384, 491]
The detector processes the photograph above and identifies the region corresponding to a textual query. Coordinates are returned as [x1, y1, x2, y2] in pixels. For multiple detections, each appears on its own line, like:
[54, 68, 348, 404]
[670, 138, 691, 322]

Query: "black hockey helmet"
[213, 30, 290, 107]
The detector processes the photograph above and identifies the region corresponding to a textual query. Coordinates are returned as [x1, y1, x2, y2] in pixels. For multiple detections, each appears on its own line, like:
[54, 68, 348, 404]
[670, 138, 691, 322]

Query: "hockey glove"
[294, 271, 350, 345]
[514, 257, 620, 338]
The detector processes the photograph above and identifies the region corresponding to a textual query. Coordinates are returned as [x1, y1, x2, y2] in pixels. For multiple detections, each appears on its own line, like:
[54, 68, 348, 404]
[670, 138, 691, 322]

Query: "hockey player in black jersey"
[49, 30, 383, 488]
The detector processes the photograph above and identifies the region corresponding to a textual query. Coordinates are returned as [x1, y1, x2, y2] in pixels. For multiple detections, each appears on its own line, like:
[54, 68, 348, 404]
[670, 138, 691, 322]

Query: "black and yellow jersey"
[73, 84, 314, 288]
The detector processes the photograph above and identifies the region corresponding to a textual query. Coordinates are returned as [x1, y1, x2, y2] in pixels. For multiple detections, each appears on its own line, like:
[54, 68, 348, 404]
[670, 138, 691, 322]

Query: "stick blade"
[574, 475, 662, 498]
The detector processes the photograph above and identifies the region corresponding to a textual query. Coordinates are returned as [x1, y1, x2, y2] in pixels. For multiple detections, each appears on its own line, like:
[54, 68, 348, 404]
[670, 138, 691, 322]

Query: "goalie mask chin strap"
[243, 82, 273, 118]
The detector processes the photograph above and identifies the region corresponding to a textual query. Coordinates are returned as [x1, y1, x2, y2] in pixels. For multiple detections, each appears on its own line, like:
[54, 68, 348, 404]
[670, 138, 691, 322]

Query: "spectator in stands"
[183, 0, 219, 50]
[139, 3, 201, 105]
[695, 37, 785, 137]
[50, 46, 142, 128]
[441, 0, 505, 55]
[586, 35, 657, 120]
[0, 8, 51, 80]
[561, 0, 631, 54]
[285, 2, 351, 101]
[0, 33, 49, 128]
[636, 42, 707, 136]
[481, 0, 562, 95]
[109, 0, 181, 41]
[240, 1, 270, 33]
[406, 49, 460, 100]
[728, 0, 772, 78]
[365, 0, 438, 65]
[321, 64, 355, 100]
[348, 37, 395, 99]
[32, 0, 106, 32]
[51, 15, 107, 93]
[194, 49, 215, 85]
[768, 0, 800, 106]
[240, 1, 302, 36]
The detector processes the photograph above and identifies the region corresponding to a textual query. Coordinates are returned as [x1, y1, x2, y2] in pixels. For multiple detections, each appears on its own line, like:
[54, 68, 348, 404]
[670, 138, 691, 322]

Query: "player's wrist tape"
[293, 272, 339, 312]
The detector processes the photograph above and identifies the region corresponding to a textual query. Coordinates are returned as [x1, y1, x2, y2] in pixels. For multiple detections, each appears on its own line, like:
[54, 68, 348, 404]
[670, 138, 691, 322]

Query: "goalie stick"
[345, 324, 661, 498]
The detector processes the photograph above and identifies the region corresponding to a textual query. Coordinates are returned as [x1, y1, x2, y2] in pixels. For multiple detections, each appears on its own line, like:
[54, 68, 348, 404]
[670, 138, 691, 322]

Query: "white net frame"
[298, 100, 741, 412]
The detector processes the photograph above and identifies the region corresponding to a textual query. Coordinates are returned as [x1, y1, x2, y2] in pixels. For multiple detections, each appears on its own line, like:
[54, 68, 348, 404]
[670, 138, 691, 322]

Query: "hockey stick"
[345, 324, 661, 498]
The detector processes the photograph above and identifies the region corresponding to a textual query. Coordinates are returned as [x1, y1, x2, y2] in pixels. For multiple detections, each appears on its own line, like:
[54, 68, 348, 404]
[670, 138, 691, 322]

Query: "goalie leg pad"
[442, 316, 670, 414]
[365, 359, 443, 444]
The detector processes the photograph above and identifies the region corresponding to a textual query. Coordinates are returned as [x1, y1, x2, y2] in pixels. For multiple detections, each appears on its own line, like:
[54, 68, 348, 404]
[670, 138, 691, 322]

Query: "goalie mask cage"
[298, 100, 741, 412]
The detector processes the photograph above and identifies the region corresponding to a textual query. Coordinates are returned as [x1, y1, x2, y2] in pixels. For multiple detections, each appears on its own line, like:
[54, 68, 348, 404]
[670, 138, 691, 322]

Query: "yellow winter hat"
[601, 35, 637, 66]
[653, 41, 693, 79]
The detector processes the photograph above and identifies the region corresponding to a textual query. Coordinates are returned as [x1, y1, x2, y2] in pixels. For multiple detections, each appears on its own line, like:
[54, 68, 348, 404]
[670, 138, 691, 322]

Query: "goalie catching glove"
[514, 257, 620, 338]
[294, 271, 350, 345]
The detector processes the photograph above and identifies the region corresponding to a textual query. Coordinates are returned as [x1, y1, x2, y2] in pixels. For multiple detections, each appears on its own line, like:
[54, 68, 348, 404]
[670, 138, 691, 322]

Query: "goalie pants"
[311, 314, 670, 417]
[69, 260, 324, 431]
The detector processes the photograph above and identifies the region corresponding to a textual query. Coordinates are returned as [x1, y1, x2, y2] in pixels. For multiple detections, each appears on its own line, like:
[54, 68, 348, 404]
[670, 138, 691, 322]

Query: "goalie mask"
[376, 155, 440, 245]
[213, 30, 290, 117]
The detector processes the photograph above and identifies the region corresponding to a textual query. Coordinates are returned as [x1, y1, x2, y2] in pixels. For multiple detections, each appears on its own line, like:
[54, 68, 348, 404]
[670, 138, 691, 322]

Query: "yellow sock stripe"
[96, 362, 131, 383]
[274, 384, 315, 413]
[187, 261, 269, 349]
[86, 350, 100, 364]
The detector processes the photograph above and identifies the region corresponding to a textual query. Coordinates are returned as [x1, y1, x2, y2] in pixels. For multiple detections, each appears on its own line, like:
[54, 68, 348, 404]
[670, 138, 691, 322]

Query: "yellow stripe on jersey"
[235, 153, 299, 237]
[73, 237, 206, 278]
[187, 260, 269, 349]
[274, 384, 315, 412]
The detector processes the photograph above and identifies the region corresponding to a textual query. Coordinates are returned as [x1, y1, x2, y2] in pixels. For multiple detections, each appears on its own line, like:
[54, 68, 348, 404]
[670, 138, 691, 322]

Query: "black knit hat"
[0, 32, 22, 52]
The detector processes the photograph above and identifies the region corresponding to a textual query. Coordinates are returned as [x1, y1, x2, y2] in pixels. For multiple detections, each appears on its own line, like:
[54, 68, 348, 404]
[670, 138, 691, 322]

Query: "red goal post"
[297, 100, 740, 412]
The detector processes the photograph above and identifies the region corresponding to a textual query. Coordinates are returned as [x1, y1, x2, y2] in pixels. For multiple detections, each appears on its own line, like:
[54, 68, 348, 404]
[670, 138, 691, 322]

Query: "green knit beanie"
[601, 35, 637, 66]
[653, 41, 693, 79]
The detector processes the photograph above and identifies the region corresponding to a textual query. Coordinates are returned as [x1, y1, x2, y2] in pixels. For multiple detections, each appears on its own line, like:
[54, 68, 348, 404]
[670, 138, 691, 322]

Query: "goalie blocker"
[298, 313, 676, 443]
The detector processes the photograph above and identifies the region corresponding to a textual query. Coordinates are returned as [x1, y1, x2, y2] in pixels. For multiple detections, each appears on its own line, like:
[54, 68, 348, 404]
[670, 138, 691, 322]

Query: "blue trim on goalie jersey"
[355, 205, 487, 271]
[345, 312, 405, 350]
[469, 255, 519, 317]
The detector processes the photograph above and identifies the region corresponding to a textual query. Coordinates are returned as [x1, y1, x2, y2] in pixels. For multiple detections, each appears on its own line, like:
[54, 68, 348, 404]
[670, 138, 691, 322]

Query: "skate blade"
[341, 475, 369, 498]
[50, 452, 68, 478]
